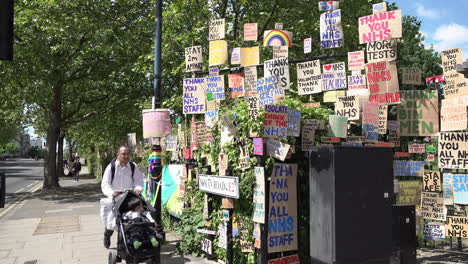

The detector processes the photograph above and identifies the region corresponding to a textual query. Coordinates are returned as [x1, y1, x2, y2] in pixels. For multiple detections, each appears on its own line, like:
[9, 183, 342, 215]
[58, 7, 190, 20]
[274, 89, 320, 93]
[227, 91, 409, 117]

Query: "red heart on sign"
[324, 65, 332, 71]
[328, 1, 333, 4]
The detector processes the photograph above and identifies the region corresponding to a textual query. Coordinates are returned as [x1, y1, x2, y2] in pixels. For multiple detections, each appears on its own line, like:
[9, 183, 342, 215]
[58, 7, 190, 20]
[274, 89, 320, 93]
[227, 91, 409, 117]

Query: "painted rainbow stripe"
[263, 30, 292, 47]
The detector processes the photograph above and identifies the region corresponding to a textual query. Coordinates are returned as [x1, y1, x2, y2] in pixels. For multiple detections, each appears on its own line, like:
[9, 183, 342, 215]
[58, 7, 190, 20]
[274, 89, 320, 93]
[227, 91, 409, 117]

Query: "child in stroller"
[123, 197, 159, 249]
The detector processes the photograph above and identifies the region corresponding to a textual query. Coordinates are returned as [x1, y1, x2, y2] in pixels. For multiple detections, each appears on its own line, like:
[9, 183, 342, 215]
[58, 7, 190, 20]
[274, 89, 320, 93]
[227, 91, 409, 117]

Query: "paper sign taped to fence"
[263, 105, 288, 138]
[335, 95, 359, 121]
[209, 40, 228, 66]
[244, 66, 258, 96]
[358, 10, 402, 44]
[264, 57, 290, 90]
[328, 115, 348, 138]
[185, 46, 203, 72]
[348, 51, 365, 71]
[366, 39, 397, 62]
[397, 180, 422, 205]
[198, 174, 239, 199]
[268, 254, 300, 264]
[257, 76, 284, 106]
[240, 46, 260, 67]
[366, 60, 400, 104]
[268, 164, 298, 253]
[402, 68, 422, 85]
[209, 18, 225, 41]
[446, 216, 468, 238]
[394, 161, 425, 177]
[444, 173, 454, 205]
[244, 23, 258, 41]
[266, 138, 290, 161]
[438, 132, 468, 169]
[253, 167, 266, 223]
[318, 1, 339, 11]
[297, 60, 322, 95]
[423, 171, 441, 192]
[228, 73, 245, 98]
[453, 174, 468, 204]
[362, 101, 379, 143]
[420, 192, 447, 221]
[320, 9, 344, 49]
[441, 96, 467, 132]
[398, 90, 439, 136]
[423, 222, 445, 241]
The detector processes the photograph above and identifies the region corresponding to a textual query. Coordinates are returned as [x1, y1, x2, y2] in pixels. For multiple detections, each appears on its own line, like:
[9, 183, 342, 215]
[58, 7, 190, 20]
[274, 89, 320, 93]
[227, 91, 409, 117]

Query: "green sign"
[426, 145, 436, 153]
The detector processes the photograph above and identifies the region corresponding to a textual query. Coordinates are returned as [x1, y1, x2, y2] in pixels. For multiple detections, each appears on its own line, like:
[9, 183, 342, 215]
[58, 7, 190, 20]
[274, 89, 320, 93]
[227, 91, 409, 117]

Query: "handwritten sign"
[320, 9, 344, 49]
[302, 102, 321, 108]
[408, 144, 425, 153]
[362, 101, 379, 143]
[297, 60, 322, 95]
[378, 105, 387, 134]
[253, 138, 264, 156]
[239, 220, 254, 252]
[438, 132, 468, 169]
[218, 222, 227, 249]
[219, 153, 228, 176]
[426, 75, 444, 84]
[398, 90, 439, 136]
[287, 109, 301, 137]
[423, 171, 441, 192]
[263, 29, 293, 47]
[324, 90, 346, 102]
[244, 23, 258, 41]
[166, 136, 178, 151]
[441, 48, 467, 98]
[207, 75, 225, 101]
[348, 51, 365, 71]
[322, 72, 347, 91]
[268, 164, 298, 253]
[142, 109, 171, 138]
[198, 174, 239, 199]
[366, 60, 400, 104]
[335, 95, 359, 120]
[257, 76, 284, 106]
[302, 124, 315, 151]
[231, 47, 241, 65]
[253, 167, 266, 223]
[446, 216, 468, 238]
[244, 66, 258, 96]
[268, 255, 300, 264]
[318, 1, 339, 11]
[264, 105, 288, 138]
[388, 120, 400, 146]
[373, 2, 387, 13]
[304, 38, 312, 54]
[358, 10, 402, 44]
[228, 73, 244, 98]
[304, 119, 325, 130]
[420, 192, 446, 221]
[185, 46, 203, 72]
[394, 161, 425, 177]
[201, 239, 213, 254]
[402, 68, 422, 85]
[240, 46, 260, 67]
[366, 39, 397, 62]
[248, 95, 260, 119]
[397, 180, 422, 205]
[209, 40, 228, 66]
[347, 74, 368, 96]
[328, 115, 347, 138]
[441, 96, 467, 131]
[209, 19, 225, 40]
[273, 46, 288, 59]
[266, 138, 290, 161]
[423, 222, 445, 241]
[444, 173, 454, 205]
[264, 57, 290, 90]
[453, 174, 468, 204]
[205, 110, 219, 128]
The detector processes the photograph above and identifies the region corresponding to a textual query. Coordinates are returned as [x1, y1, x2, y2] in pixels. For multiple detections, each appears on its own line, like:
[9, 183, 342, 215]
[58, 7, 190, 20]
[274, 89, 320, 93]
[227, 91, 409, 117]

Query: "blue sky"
[392, 1, 468, 59]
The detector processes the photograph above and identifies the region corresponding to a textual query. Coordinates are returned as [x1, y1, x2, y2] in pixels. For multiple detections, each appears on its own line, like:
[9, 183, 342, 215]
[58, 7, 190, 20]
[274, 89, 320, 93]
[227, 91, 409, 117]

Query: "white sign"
[304, 38, 312, 54]
[198, 174, 240, 199]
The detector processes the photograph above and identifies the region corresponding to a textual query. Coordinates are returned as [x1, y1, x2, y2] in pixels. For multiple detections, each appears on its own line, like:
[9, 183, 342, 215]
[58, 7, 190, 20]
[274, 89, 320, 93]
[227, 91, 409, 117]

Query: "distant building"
[30, 137, 43, 148]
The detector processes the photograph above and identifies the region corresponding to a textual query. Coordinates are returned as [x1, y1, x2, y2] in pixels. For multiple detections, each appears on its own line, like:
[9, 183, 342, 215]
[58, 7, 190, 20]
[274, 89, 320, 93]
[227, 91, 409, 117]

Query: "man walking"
[72, 156, 82, 182]
[100, 146, 143, 248]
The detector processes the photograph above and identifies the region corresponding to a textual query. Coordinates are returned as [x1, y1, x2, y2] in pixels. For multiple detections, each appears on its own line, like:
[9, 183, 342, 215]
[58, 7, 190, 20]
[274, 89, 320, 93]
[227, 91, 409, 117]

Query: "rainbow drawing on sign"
[263, 30, 292, 47]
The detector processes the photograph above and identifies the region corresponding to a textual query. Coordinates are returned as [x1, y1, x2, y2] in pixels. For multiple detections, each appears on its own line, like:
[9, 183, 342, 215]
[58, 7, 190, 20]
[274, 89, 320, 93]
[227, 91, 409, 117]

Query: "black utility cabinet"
[309, 146, 394, 264]
[391, 205, 417, 264]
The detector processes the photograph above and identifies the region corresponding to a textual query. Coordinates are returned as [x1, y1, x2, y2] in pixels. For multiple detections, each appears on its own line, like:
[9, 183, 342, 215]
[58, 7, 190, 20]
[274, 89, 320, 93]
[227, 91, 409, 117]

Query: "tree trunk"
[43, 84, 62, 189]
[56, 131, 65, 178]
[68, 140, 74, 161]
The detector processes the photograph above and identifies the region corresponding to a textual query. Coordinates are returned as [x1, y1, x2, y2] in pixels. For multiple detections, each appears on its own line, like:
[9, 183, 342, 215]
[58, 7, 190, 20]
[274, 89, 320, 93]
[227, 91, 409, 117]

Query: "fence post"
[0, 172, 5, 208]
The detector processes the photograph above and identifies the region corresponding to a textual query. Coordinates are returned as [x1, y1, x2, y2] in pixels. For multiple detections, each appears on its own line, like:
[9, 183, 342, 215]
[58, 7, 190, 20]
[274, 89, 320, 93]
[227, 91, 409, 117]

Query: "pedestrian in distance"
[72, 156, 82, 182]
[100, 146, 143, 249]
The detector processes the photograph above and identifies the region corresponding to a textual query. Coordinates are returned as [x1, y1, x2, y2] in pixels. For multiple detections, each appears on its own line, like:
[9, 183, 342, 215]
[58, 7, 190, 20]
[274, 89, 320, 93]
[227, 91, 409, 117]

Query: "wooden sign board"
[359, 10, 402, 44]
[438, 132, 468, 169]
[420, 192, 447, 221]
[398, 90, 439, 136]
[441, 96, 468, 132]
[201, 238, 213, 255]
[198, 175, 240, 199]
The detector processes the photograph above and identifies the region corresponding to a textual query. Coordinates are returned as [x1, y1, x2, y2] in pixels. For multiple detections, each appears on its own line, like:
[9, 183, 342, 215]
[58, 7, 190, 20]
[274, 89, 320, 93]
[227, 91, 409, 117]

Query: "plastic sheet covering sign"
[446, 216, 468, 238]
[296, 60, 322, 95]
[268, 164, 298, 253]
[397, 180, 422, 205]
[420, 192, 446, 221]
[253, 167, 266, 223]
[440, 96, 467, 132]
[441, 48, 467, 98]
[444, 173, 454, 205]
[365, 60, 400, 104]
[328, 115, 347, 138]
[257, 76, 285, 107]
[162, 164, 184, 218]
[358, 10, 402, 44]
[453, 174, 468, 204]
[209, 40, 228, 66]
[142, 109, 171, 138]
[398, 90, 439, 136]
[393, 161, 425, 177]
[268, 254, 300, 264]
[423, 171, 441, 192]
[264, 57, 290, 90]
[362, 101, 379, 143]
[183, 78, 206, 114]
[319, 9, 344, 49]
[366, 39, 397, 63]
[198, 174, 239, 199]
[438, 132, 468, 169]
[423, 222, 445, 241]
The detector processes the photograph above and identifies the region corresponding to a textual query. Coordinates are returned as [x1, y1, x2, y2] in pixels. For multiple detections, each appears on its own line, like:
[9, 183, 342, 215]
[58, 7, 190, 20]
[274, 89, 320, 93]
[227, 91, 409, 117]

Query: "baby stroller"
[108, 190, 162, 264]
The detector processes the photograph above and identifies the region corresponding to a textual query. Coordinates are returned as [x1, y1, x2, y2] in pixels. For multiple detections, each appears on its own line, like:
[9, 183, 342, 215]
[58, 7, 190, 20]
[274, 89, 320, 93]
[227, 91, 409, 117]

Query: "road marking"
[15, 188, 25, 193]
[0, 182, 43, 219]
[27, 183, 34, 187]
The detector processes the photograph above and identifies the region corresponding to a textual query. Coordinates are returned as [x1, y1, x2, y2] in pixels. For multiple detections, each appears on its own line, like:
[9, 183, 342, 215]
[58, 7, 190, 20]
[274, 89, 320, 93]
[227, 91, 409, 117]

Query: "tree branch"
[258, 0, 280, 41]
[62, 97, 128, 127]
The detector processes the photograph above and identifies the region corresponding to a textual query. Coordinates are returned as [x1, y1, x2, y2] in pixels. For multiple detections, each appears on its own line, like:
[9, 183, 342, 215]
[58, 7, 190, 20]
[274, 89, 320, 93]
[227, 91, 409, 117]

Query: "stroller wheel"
[108, 250, 118, 264]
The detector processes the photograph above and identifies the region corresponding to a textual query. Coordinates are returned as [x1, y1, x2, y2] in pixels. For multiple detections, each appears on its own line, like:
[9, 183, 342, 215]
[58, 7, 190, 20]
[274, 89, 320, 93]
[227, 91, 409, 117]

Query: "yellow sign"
[209, 40, 228, 66]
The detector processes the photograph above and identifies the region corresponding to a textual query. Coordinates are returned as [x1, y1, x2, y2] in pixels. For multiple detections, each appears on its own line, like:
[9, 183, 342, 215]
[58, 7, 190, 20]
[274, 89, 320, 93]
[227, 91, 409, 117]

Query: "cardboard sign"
[321, 137, 340, 143]
[231, 47, 241, 65]
[347, 75, 368, 96]
[219, 153, 228, 176]
[302, 102, 321, 108]
[253, 167, 266, 223]
[304, 38, 312, 54]
[320, 9, 344, 49]
[268, 164, 298, 253]
[438, 132, 468, 169]
[366, 60, 400, 104]
[244, 23, 258, 41]
[453, 174, 468, 204]
[228, 73, 245, 98]
[198, 174, 239, 199]
[248, 95, 260, 119]
[304, 119, 325, 130]
[209, 40, 228, 66]
[426, 75, 444, 84]
[420, 192, 447, 221]
[257, 76, 284, 106]
[335, 95, 359, 120]
[394, 160, 425, 177]
[408, 144, 425, 153]
[253, 138, 264, 156]
[196, 121, 213, 145]
[358, 10, 402, 44]
[324, 90, 346, 102]
[272, 46, 288, 59]
[268, 255, 300, 264]
[302, 124, 315, 151]
[423, 171, 441, 192]
[263, 105, 288, 138]
[402, 68, 422, 85]
[441, 48, 467, 98]
[328, 115, 347, 138]
[441, 96, 467, 132]
[398, 90, 439, 136]
[366, 39, 397, 63]
[166, 136, 178, 151]
[205, 109, 219, 128]
[207, 75, 225, 101]
[297, 60, 322, 95]
[397, 180, 422, 205]
[209, 18, 225, 40]
[142, 109, 171, 138]
[362, 101, 379, 143]
[240, 46, 260, 67]
[322, 71, 347, 91]
[265, 138, 290, 161]
[423, 222, 445, 241]
[446, 216, 468, 238]
[185, 46, 203, 72]
[444, 173, 454, 205]
[239, 220, 254, 253]
[201, 239, 213, 255]
[373, 2, 387, 13]
[244, 66, 258, 96]
[378, 105, 387, 134]
[264, 57, 290, 90]
[388, 120, 400, 146]
[348, 51, 365, 71]
[263, 30, 293, 47]
[318, 1, 339, 11]
[287, 109, 301, 137]
[218, 222, 227, 249]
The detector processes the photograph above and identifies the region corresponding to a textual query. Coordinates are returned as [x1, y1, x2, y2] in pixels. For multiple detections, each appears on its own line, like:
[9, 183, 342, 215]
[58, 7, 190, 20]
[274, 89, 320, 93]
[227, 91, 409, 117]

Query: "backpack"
[110, 158, 135, 184]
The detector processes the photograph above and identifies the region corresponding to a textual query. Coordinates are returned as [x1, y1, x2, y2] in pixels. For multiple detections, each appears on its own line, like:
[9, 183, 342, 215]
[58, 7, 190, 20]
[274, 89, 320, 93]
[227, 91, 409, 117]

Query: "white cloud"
[415, 3, 441, 19]
[432, 23, 468, 57]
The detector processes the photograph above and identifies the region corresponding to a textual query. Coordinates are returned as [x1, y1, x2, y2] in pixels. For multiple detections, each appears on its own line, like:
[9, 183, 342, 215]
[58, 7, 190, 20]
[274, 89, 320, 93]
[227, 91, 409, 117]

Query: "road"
[0, 158, 44, 206]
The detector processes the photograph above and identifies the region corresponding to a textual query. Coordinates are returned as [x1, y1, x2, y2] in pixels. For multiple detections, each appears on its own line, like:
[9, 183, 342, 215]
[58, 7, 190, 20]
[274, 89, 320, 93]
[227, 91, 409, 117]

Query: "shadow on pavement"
[418, 250, 468, 263]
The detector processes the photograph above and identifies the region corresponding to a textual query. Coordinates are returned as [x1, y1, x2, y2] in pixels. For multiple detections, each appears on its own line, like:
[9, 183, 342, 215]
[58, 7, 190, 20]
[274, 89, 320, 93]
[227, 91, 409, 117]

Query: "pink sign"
[253, 138, 264, 155]
[426, 75, 445, 84]
[244, 23, 258, 41]
[142, 109, 171, 138]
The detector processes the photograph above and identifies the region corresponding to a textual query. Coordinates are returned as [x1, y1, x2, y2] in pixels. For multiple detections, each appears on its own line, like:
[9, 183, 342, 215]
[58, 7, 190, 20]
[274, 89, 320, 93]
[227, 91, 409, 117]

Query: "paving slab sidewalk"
[0, 166, 216, 264]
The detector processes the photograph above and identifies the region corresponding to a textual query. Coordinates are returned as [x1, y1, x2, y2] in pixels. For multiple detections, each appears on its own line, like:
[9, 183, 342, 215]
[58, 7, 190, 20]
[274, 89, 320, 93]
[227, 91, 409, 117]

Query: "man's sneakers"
[104, 229, 114, 248]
